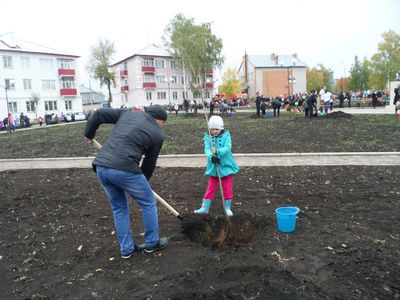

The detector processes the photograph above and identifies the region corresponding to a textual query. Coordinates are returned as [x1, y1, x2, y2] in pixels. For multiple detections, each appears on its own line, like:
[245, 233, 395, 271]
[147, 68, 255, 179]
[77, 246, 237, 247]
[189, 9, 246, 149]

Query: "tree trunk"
[107, 80, 113, 108]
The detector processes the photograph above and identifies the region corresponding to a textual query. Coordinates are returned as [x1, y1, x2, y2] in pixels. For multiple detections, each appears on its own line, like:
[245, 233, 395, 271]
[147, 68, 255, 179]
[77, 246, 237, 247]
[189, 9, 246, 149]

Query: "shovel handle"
[153, 191, 182, 220]
[92, 139, 102, 150]
[90, 139, 182, 221]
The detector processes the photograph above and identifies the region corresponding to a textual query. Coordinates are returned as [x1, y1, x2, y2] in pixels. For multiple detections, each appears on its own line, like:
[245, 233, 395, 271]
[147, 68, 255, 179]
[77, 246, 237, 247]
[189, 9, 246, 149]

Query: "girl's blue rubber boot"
[194, 199, 211, 214]
[225, 200, 233, 217]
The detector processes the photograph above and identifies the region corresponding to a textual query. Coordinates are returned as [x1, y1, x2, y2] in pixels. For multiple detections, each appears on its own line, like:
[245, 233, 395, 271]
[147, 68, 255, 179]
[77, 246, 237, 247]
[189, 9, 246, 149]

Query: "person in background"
[302, 95, 310, 117]
[272, 97, 282, 118]
[339, 92, 345, 108]
[393, 83, 400, 113]
[255, 92, 262, 117]
[194, 115, 239, 216]
[84, 105, 169, 258]
[323, 89, 332, 114]
[307, 90, 317, 118]
[346, 91, 352, 107]
[7, 113, 15, 133]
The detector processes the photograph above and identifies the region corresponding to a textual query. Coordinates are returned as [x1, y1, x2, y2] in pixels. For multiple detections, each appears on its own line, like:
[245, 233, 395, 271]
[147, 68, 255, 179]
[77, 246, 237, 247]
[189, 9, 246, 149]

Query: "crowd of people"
[0, 112, 31, 133]
[253, 86, 396, 118]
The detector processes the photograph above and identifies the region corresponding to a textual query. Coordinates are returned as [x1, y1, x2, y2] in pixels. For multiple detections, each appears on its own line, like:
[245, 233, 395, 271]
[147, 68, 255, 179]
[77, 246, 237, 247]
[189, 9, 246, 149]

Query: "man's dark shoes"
[143, 237, 168, 253]
[121, 244, 144, 259]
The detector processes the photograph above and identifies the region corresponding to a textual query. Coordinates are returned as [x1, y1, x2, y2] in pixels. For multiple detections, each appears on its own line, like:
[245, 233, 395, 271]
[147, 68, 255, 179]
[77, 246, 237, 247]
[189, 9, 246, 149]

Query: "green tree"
[348, 56, 370, 91]
[163, 14, 224, 101]
[369, 30, 400, 89]
[219, 69, 241, 99]
[87, 39, 116, 107]
[308, 64, 333, 91]
[306, 67, 324, 92]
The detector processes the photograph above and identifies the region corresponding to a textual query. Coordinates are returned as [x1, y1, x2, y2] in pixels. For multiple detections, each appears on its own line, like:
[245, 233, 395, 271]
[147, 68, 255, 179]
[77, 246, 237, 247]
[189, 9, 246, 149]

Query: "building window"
[172, 91, 178, 100]
[65, 100, 72, 110]
[157, 92, 166, 100]
[182, 91, 188, 99]
[120, 78, 128, 86]
[142, 58, 154, 67]
[144, 73, 155, 82]
[23, 79, 32, 90]
[8, 102, 18, 113]
[42, 80, 56, 90]
[120, 61, 127, 70]
[155, 60, 165, 69]
[156, 75, 166, 84]
[181, 76, 187, 84]
[171, 76, 177, 84]
[146, 92, 152, 100]
[58, 58, 74, 69]
[26, 100, 35, 112]
[21, 57, 30, 69]
[171, 60, 176, 69]
[44, 100, 58, 111]
[5, 79, 16, 90]
[2, 56, 12, 68]
[61, 79, 75, 89]
[40, 58, 54, 70]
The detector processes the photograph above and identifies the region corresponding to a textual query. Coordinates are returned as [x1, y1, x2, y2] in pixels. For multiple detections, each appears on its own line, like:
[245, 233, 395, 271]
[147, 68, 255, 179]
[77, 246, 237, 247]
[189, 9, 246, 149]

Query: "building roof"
[248, 54, 307, 68]
[112, 43, 171, 66]
[0, 32, 79, 57]
[78, 85, 106, 104]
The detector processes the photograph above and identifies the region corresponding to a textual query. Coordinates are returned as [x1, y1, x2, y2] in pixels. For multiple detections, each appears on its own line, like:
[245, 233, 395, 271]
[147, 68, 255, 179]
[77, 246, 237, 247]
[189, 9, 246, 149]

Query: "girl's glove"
[211, 156, 220, 164]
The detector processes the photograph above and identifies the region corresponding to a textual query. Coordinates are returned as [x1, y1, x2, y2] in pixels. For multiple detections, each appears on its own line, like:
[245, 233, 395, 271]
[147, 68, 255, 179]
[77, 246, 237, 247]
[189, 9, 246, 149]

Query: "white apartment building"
[111, 44, 214, 108]
[0, 33, 82, 121]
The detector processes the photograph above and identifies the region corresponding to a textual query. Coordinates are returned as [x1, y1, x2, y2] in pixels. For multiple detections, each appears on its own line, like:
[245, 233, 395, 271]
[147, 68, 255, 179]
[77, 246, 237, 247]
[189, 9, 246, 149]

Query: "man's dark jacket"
[84, 108, 164, 179]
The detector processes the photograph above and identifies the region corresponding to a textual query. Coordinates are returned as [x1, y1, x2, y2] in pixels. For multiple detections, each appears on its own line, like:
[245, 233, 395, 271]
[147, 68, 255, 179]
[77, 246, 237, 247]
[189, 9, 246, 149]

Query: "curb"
[1, 152, 400, 172]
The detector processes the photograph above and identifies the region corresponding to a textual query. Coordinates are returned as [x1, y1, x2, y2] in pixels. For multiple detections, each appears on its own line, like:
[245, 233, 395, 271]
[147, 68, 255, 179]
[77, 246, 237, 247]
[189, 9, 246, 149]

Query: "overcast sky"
[2, 0, 399, 91]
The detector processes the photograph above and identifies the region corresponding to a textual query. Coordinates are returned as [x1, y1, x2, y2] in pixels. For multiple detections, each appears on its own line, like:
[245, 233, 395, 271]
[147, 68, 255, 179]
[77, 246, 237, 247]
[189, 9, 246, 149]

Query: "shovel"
[91, 139, 182, 221]
[202, 105, 231, 248]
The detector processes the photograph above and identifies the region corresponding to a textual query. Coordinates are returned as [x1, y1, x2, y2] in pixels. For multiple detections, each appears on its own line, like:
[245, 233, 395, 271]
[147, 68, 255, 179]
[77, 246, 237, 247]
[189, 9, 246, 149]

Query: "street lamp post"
[1, 85, 10, 129]
[290, 58, 297, 95]
[167, 77, 173, 106]
[89, 77, 94, 111]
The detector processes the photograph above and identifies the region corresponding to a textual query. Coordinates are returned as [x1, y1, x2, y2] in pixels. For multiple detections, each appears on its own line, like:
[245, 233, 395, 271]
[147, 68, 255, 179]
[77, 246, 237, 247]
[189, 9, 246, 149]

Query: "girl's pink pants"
[204, 175, 233, 200]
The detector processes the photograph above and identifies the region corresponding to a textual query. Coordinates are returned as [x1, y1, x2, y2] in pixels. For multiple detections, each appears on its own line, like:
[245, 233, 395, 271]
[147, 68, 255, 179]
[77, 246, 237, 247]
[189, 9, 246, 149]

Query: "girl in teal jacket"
[194, 115, 239, 216]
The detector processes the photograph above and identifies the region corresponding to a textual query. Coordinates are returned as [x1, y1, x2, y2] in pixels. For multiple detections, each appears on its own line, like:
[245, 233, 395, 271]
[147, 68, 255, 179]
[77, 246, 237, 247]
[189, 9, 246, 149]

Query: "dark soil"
[1, 113, 400, 159]
[1, 166, 399, 299]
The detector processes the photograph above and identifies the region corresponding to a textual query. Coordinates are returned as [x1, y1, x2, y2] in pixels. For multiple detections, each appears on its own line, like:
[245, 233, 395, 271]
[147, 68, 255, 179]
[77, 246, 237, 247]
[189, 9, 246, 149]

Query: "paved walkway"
[1, 152, 399, 172]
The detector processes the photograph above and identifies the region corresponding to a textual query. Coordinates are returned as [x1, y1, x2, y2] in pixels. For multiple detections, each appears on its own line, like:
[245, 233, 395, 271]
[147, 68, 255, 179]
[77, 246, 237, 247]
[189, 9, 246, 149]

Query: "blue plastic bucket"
[275, 207, 300, 233]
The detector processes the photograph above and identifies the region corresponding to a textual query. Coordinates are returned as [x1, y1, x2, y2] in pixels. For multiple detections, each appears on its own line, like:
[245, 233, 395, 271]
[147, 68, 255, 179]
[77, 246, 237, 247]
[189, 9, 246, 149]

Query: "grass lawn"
[0, 112, 399, 159]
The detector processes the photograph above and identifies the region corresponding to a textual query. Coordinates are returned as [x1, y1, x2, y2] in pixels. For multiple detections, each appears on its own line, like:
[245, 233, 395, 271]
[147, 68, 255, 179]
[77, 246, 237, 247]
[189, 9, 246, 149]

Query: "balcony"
[121, 85, 129, 92]
[120, 70, 128, 77]
[142, 66, 155, 72]
[143, 82, 156, 88]
[60, 88, 77, 96]
[58, 69, 76, 76]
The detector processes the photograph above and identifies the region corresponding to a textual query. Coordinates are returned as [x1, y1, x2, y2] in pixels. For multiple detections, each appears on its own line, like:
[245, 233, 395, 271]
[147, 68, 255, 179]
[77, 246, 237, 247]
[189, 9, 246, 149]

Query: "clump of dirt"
[182, 212, 272, 249]
[326, 111, 352, 118]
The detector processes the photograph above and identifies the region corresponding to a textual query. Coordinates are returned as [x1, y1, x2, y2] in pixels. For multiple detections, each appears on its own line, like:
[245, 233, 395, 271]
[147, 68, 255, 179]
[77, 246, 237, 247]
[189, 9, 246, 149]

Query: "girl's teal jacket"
[204, 130, 239, 177]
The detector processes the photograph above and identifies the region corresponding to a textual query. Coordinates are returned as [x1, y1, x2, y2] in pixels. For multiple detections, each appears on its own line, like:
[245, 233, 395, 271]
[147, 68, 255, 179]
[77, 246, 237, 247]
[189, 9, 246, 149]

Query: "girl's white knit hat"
[208, 115, 224, 130]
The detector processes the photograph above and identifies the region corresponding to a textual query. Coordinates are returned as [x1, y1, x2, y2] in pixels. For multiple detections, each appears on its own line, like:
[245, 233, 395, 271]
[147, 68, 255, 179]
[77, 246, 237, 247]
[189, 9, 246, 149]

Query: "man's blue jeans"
[96, 166, 159, 255]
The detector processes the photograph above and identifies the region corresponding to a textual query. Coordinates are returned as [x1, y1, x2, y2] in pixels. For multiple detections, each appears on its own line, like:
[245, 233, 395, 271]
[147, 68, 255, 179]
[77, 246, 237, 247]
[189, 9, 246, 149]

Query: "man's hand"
[211, 156, 220, 164]
[84, 137, 93, 144]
